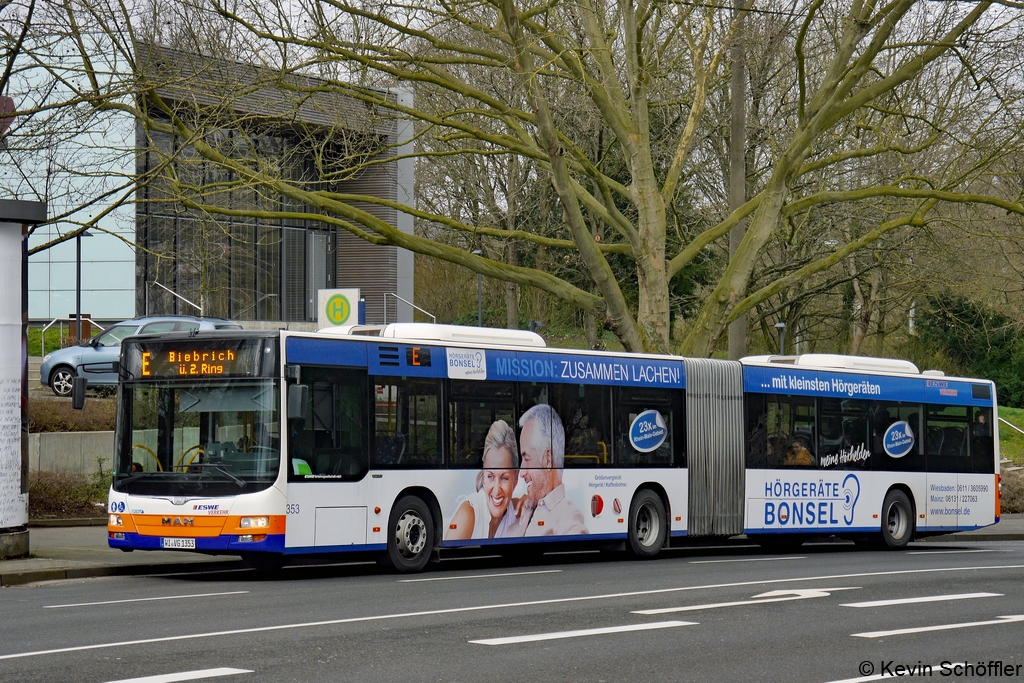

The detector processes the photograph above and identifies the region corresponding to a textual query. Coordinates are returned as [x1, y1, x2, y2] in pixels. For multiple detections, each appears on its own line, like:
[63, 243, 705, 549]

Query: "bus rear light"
[374, 507, 381, 514]
[617, 518, 624, 523]
[109, 514, 123, 527]
[240, 517, 269, 529]
[373, 526, 381, 533]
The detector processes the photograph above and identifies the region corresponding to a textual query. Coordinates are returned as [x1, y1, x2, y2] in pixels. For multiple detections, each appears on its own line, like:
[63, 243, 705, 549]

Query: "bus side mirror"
[72, 377, 88, 410]
[287, 384, 308, 420]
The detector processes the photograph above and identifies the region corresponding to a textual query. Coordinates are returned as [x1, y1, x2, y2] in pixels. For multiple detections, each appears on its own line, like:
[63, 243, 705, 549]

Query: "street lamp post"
[471, 249, 483, 326]
[774, 321, 786, 355]
[76, 230, 93, 342]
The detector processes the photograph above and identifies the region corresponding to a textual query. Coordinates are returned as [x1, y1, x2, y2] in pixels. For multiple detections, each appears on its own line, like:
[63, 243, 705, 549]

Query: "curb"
[28, 518, 108, 528]
[0, 558, 246, 587]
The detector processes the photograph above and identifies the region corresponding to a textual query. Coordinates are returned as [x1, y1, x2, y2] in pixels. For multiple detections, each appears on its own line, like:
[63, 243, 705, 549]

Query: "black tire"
[49, 366, 75, 397]
[241, 552, 287, 573]
[627, 489, 667, 559]
[383, 495, 435, 573]
[881, 489, 914, 549]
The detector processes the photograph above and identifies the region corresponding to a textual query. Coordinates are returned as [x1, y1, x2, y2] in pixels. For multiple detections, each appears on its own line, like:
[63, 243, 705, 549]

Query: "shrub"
[28, 397, 116, 432]
[29, 469, 108, 519]
[1001, 468, 1024, 514]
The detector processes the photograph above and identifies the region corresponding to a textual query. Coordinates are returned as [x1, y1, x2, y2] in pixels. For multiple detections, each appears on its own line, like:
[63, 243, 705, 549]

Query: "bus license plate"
[161, 538, 196, 550]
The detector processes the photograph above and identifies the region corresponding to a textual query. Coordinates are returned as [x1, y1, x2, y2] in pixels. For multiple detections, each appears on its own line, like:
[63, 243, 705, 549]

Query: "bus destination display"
[141, 349, 240, 377]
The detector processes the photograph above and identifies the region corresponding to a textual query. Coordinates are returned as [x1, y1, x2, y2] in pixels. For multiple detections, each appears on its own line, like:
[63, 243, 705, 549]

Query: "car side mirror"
[71, 377, 88, 410]
[287, 384, 308, 420]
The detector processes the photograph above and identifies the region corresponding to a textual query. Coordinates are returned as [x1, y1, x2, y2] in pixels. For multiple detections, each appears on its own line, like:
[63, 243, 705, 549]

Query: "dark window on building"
[288, 366, 368, 481]
[817, 398, 870, 470]
[870, 401, 925, 472]
[613, 387, 683, 467]
[372, 377, 442, 468]
[448, 381, 515, 468]
[550, 384, 613, 467]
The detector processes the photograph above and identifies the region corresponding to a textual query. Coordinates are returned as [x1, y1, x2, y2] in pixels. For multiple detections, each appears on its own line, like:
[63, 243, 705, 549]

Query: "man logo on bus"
[325, 294, 351, 325]
[883, 421, 915, 458]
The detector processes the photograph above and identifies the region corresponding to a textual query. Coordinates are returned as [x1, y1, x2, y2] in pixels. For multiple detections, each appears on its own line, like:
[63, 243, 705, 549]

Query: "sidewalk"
[2, 516, 1023, 587]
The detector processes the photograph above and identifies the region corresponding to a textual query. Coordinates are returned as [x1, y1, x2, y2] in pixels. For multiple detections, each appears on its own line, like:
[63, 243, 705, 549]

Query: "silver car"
[40, 316, 242, 396]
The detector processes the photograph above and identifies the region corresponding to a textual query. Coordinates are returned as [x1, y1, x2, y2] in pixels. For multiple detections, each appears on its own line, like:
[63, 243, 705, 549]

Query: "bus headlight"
[109, 514, 123, 526]
[239, 517, 269, 529]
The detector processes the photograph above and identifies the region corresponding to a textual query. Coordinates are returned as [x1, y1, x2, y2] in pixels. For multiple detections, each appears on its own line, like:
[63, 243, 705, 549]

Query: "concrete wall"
[29, 431, 114, 475]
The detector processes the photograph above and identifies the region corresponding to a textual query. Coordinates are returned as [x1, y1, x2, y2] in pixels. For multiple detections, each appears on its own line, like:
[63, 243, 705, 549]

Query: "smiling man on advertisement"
[512, 404, 588, 537]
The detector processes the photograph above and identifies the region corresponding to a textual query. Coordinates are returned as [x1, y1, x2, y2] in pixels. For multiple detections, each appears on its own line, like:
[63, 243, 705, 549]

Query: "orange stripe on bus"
[121, 514, 286, 537]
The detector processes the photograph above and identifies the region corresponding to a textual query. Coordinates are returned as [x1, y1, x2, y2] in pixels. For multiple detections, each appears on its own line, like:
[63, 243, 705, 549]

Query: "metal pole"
[76, 233, 82, 342]
[477, 273, 482, 326]
[775, 321, 786, 355]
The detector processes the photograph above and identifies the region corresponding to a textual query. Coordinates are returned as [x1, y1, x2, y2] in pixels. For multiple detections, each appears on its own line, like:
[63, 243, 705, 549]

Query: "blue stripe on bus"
[282, 543, 387, 555]
[745, 527, 879, 534]
[743, 366, 993, 407]
[287, 337, 368, 368]
[487, 350, 684, 388]
[108, 533, 285, 553]
[441, 533, 626, 548]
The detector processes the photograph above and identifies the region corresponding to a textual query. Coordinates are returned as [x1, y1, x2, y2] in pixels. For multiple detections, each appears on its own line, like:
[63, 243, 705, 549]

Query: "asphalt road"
[2, 541, 1023, 683]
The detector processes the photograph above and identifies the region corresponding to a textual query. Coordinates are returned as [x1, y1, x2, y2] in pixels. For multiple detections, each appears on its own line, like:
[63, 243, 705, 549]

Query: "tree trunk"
[506, 242, 518, 329]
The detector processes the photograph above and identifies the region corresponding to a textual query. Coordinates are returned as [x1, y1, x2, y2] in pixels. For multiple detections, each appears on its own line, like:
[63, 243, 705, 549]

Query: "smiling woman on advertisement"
[445, 420, 522, 540]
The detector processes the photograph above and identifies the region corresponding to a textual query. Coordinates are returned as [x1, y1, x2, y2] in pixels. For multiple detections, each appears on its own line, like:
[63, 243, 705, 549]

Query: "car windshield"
[113, 379, 280, 495]
[94, 325, 139, 347]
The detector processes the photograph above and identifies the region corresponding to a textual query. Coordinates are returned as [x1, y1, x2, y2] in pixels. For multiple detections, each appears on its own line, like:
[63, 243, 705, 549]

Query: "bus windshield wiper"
[193, 464, 246, 488]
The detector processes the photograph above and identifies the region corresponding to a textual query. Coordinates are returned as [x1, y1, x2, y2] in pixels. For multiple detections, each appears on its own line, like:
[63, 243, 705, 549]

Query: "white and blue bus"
[103, 323, 1000, 572]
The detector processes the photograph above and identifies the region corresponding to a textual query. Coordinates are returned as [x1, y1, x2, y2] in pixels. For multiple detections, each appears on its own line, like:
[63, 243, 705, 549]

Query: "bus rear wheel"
[628, 490, 667, 559]
[881, 489, 914, 549]
[383, 495, 434, 573]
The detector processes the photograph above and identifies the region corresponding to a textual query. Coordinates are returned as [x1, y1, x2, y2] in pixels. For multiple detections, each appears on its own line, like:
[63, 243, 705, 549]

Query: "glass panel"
[817, 398, 870, 470]
[613, 387, 682, 467]
[765, 395, 816, 468]
[113, 379, 280, 496]
[449, 381, 515, 468]
[372, 377, 442, 468]
[550, 384, 612, 467]
[288, 367, 368, 480]
[925, 404, 971, 473]
[971, 407, 994, 473]
[870, 401, 925, 472]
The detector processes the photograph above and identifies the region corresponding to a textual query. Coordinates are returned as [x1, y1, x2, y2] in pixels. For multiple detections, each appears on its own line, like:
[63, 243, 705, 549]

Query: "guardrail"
[38, 317, 106, 357]
[384, 292, 435, 324]
[999, 417, 1024, 437]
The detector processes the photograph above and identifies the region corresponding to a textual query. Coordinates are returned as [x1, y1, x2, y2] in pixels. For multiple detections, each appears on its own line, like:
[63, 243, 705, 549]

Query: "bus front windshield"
[114, 379, 280, 495]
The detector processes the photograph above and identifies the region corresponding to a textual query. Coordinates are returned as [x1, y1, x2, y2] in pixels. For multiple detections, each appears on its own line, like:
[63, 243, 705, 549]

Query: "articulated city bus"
[103, 324, 1000, 572]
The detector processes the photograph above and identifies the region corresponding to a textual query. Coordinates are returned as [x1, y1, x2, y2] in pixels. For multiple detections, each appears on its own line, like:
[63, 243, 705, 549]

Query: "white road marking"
[4, 563, 1024, 661]
[45, 591, 249, 609]
[841, 592, 1002, 608]
[690, 556, 806, 564]
[634, 587, 859, 614]
[399, 570, 562, 583]
[469, 620, 696, 645]
[821, 663, 952, 683]
[853, 615, 1024, 638]
[103, 668, 252, 683]
[907, 549, 995, 555]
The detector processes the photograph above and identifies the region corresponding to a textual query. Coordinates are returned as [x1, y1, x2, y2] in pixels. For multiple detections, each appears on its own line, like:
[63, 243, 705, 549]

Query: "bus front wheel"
[628, 489, 667, 559]
[384, 495, 434, 573]
[881, 489, 914, 549]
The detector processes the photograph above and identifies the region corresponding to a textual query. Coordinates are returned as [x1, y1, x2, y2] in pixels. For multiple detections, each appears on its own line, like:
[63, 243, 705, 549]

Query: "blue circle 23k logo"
[883, 421, 915, 458]
[629, 410, 667, 453]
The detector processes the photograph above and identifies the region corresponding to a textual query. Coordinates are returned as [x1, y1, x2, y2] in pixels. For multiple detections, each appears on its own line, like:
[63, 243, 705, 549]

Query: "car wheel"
[49, 366, 75, 397]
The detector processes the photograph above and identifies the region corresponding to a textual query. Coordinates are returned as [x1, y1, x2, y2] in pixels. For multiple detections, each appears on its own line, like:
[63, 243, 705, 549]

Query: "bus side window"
[972, 407, 994, 473]
[612, 387, 682, 468]
[550, 384, 612, 467]
[448, 380, 515, 468]
[288, 367, 368, 481]
[745, 394, 768, 469]
[372, 377, 442, 469]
